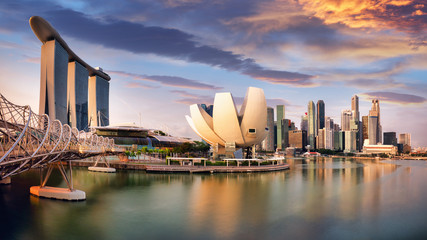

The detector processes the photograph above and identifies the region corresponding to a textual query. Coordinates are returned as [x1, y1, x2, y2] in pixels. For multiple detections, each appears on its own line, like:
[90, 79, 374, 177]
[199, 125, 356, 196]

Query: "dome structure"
[185, 87, 268, 149]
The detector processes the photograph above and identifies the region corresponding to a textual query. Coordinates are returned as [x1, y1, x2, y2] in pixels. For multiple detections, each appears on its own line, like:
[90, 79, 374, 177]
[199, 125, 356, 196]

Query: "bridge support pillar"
[88, 155, 116, 173]
[0, 177, 11, 185]
[30, 161, 86, 201]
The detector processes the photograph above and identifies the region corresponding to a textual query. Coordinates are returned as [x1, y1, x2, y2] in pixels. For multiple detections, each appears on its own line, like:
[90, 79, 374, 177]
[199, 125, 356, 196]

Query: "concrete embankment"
[64, 160, 290, 173]
[145, 164, 290, 173]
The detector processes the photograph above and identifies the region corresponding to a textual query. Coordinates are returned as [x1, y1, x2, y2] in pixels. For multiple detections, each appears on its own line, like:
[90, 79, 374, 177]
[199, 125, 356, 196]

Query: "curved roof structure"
[186, 87, 267, 148]
[29, 16, 110, 81]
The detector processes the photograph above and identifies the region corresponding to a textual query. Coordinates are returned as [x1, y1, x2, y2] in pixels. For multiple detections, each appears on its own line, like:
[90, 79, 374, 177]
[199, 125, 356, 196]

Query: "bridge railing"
[0, 93, 120, 179]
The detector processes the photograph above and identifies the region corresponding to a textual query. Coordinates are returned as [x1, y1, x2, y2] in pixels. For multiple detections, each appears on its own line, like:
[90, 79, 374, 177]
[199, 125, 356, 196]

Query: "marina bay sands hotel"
[30, 16, 110, 130]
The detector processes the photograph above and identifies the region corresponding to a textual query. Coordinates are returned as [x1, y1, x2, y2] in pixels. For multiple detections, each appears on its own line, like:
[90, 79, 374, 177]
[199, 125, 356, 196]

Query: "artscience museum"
[186, 87, 268, 157]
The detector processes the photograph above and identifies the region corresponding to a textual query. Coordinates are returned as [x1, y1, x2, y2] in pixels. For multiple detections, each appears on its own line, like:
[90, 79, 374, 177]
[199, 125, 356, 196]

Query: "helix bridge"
[0, 94, 122, 199]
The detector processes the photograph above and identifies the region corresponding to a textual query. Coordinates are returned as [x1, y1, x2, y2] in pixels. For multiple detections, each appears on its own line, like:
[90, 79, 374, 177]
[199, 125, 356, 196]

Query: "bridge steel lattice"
[0, 93, 118, 181]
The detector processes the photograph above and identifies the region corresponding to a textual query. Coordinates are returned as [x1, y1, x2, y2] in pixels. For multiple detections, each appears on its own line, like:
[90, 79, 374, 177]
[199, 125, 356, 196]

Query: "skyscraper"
[67, 61, 88, 130]
[88, 74, 110, 127]
[324, 117, 334, 150]
[398, 133, 411, 147]
[369, 99, 382, 144]
[308, 101, 316, 148]
[344, 131, 357, 152]
[262, 107, 275, 152]
[351, 95, 359, 122]
[368, 116, 378, 145]
[384, 132, 397, 146]
[351, 95, 362, 151]
[362, 116, 369, 143]
[301, 114, 308, 132]
[276, 105, 285, 150]
[317, 100, 325, 132]
[341, 110, 353, 131]
[317, 129, 325, 149]
[32, 16, 111, 129]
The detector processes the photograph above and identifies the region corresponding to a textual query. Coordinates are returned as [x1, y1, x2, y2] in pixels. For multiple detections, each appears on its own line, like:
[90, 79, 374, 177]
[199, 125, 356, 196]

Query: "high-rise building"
[334, 131, 340, 150]
[289, 130, 307, 149]
[338, 131, 345, 151]
[344, 131, 357, 152]
[88, 75, 110, 127]
[301, 114, 308, 132]
[276, 105, 285, 150]
[384, 132, 397, 146]
[317, 100, 325, 132]
[341, 110, 353, 131]
[317, 129, 325, 149]
[369, 99, 382, 144]
[32, 16, 111, 130]
[39, 39, 69, 124]
[308, 101, 316, 148]
[351, 95, 359, 122]
[262, 107, 275, 152]
[283, 119, 292, 149]
[362, 116, 369, 142]
[67, 61, 88, 130]
[324, 117, 334, 150]
[398, 133, 411, 147]
[351, 95, 362, 151]
[368, 116, 378, 145]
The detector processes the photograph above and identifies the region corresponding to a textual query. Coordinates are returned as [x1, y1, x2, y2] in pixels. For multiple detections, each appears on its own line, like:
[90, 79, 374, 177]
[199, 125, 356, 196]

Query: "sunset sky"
[0, 0, 426, 146]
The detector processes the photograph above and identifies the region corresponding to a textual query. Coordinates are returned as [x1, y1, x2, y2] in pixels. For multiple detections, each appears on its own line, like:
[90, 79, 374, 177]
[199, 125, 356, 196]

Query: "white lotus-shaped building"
[185, 87, 267, 150]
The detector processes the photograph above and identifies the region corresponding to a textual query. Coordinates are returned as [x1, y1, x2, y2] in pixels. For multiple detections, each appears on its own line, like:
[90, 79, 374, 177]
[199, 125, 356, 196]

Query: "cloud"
[345, 78, 405, 90]
[42, 9, 315, 86]
[124, 82, 158, 89]
[110, 70, 221, 90]
[360, 91, 427, 105]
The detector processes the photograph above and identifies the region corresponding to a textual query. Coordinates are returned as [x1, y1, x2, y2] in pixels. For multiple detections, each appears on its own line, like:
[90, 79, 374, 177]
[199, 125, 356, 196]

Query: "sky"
[0, 0, 426, 147]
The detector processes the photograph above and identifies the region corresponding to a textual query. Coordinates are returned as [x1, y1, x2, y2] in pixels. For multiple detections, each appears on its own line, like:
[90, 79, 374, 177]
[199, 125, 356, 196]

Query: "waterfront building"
[186, 87, 268, 156]
[30, 16, 110, 129]
[341, 110, 353, 131]
[317, 100, 325, 132]
[289, 130, 307, 149]
[384, 132, 397, 146]
[261, 107, 275, 152]
[276, 105, 285, 150]
[362, 144, 397, 155]
[94, 123, 192, 149]
[398, 133, 411, 147]
[308, 101, 316, 149]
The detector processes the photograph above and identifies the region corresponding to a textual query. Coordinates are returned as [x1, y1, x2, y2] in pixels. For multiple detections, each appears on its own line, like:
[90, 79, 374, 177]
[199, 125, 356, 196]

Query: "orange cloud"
[299, 0, 426, 32]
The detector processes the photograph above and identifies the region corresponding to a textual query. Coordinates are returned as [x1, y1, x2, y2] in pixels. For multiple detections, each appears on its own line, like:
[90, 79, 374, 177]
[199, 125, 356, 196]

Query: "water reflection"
[1, 158, 427, 239]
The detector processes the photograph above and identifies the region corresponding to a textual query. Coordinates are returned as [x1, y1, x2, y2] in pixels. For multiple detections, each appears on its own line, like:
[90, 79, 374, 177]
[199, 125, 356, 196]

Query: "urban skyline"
[0, 0, 426, 147]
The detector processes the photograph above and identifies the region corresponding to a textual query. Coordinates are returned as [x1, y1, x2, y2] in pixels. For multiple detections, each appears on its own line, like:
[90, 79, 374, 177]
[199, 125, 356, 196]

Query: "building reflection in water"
[4, 159, 427, 239]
